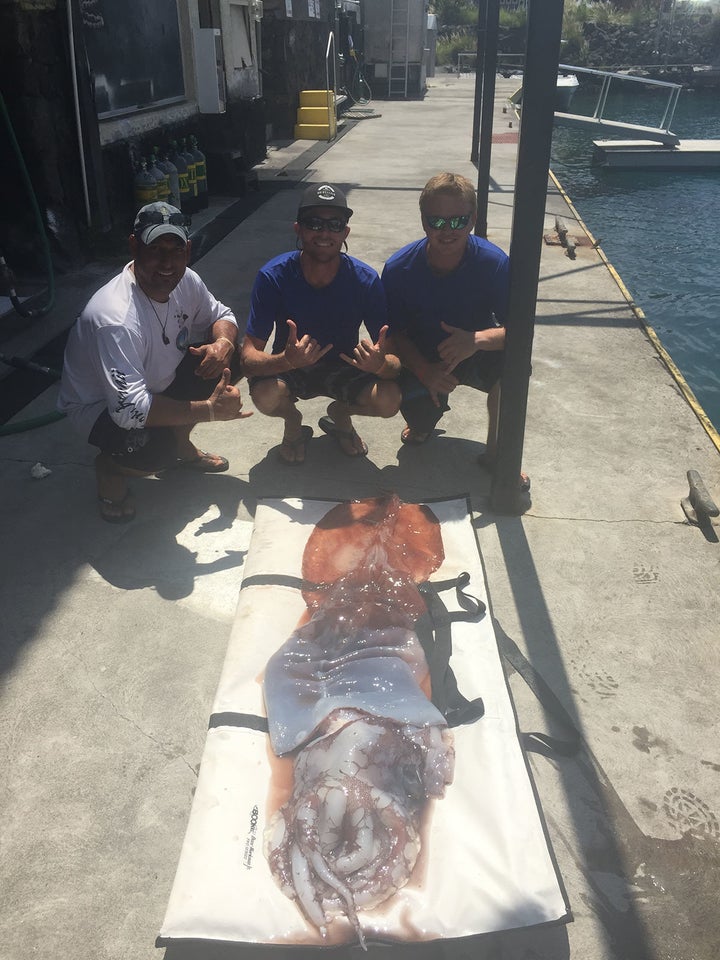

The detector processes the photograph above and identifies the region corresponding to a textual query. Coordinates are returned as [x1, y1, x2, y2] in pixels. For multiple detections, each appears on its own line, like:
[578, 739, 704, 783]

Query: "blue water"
[550, 87, 720, 430]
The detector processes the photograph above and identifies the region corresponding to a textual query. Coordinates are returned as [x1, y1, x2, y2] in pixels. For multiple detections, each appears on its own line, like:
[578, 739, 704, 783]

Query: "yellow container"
[297, 106, 332, 125]
[294, 123, 333, 140]
[295, 90, 336, 140]
[299, 90, 333, 108]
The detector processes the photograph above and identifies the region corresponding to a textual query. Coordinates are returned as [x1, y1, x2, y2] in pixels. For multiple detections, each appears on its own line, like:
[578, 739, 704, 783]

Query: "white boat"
[507, 72, 580, 111]
[555, 72, 579, 110]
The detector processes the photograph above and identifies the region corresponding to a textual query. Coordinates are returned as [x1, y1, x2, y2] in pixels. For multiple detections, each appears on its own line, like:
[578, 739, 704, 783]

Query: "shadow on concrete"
[246, 430, 493, 507]
[479, 513, 716, 959]
[89, 472, 253, 600]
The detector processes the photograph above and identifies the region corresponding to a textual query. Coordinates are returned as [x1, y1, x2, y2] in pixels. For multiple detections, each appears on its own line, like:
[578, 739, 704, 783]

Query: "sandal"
[318, 416, 368, 457]
[477, 452, 531, 492]
[279, 425, 313, 465]
[98, 493, 136, 524]
[175, 450, 229, 473]
[400, 426, 432, 446]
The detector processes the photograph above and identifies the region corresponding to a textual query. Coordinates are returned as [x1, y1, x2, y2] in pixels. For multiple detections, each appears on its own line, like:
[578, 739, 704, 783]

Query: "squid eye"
[399, 765, 425, 804]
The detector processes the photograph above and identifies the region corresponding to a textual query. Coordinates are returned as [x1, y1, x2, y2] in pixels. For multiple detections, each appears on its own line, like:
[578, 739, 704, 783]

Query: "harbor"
[550, 78, 720, 433]
[552, 64, 720, 168]
[1, 70, 720, 960]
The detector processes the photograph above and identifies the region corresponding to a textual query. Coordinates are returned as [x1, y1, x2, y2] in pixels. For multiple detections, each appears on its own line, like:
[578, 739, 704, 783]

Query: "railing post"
[326, 31, 336, 142]
[470, 0, 488, 164]
[475, 0, 499, 239]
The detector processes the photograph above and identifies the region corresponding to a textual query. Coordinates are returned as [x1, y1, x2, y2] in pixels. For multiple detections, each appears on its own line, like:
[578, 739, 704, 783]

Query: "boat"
[555, 72, 579, 110]
[507, 72, 580, 111]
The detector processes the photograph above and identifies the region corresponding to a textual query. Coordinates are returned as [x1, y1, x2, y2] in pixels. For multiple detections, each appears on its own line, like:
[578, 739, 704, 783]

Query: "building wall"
[0, 0, 268, 274]
[261, 0, 336, 138]
[362, 0, 429, 98]
[0, 0, 89, 270]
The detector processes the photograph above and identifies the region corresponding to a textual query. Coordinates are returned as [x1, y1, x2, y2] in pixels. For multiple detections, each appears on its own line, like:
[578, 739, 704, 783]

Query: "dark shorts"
[249, 359, 379, 406]
[88, 348, 240, 473]
[400, 351, 504, 434]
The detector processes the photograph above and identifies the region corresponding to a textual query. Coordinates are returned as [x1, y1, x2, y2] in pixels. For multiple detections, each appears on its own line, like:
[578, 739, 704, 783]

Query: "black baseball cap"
[297, 183, 353, 220]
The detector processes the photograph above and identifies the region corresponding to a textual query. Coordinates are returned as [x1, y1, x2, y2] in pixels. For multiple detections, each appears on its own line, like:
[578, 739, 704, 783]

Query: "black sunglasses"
[299, 216, 348, 233]
[424, 214, 471, 231]
[136, 210, 191, 229]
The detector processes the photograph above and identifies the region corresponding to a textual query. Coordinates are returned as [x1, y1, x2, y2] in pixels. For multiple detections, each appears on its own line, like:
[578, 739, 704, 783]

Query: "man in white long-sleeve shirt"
[58, 201, 251, 523]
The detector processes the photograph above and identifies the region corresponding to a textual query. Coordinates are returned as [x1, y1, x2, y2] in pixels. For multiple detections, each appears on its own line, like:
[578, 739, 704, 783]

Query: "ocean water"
[550, 86, 720, 431]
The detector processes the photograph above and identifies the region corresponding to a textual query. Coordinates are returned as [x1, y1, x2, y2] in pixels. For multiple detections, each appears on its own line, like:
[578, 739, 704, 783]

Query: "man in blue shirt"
[382, 172, 529, 490]
[242, 183, 400, 463]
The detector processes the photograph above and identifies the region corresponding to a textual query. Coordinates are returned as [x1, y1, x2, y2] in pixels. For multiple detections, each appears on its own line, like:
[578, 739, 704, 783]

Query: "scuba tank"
[134, 159, 158, 206]
[189, 136, 208, 210]
[147, 151, 171, 203]
[180, 138, 199, 212]
[154, 146, 180, 208]
[168, 140, 191, 212]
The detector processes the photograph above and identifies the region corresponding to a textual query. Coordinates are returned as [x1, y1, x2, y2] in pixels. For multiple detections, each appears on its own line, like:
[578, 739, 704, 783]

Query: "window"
[82, 0, 186, 117]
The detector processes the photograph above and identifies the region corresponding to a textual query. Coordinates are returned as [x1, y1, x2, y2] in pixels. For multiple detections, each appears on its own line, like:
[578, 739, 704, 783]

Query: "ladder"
[388, 0, 410, 98]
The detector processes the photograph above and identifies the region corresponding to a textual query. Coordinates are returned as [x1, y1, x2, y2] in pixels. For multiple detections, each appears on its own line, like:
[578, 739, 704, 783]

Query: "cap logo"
[316, 184, 336, 201]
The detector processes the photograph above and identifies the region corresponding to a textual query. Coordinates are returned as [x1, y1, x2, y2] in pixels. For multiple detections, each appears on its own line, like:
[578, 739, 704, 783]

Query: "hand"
[190, 338, 235, 379]
[419, 362, 460, 407]
[437, 322, 477, 371]
[284, 319, 333, 369]
[340, 324, 389, 374]
[208, 369, 253, 421]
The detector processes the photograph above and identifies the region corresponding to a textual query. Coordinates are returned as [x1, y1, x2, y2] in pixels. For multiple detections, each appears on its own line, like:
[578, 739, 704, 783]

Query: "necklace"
[143, 291, 172, 345]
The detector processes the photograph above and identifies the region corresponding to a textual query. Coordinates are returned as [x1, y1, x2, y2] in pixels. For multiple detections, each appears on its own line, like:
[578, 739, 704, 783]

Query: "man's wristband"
[206, 399, 215, 421]
[216, 336, 235, 352]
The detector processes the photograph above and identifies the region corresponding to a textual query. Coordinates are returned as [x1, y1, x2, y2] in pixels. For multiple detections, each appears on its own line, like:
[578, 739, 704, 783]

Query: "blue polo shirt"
[246, 251, 388, 361]
[381, 235, 509, 361]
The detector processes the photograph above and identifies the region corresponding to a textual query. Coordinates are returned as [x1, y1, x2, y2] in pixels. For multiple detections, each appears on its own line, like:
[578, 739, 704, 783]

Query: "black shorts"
[249, 359, 379, 406]
[400, 351, 504, 434]
[88, 348, 241, 473]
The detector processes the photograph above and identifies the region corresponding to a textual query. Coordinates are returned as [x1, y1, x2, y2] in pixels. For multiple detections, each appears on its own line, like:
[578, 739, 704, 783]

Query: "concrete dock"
[1, 74, 719, 960]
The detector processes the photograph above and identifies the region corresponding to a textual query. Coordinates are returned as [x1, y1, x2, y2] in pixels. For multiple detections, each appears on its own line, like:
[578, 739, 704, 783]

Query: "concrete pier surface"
[1, 75, 719, 960]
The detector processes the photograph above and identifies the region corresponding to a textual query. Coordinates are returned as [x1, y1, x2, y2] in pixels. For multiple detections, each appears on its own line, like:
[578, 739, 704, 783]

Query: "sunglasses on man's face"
[299, 216, 348, 233]
[136, 211, 191, 228]
[424, 214, 471, 231]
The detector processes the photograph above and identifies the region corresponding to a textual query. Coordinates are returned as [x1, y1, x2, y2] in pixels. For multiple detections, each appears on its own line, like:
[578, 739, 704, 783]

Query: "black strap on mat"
[416, 572, 486, 727]
[216, 573, 580, 759]
[214, 572, 486, 732]
[492, 617, 582, 758]
[209, 712, 268, 733]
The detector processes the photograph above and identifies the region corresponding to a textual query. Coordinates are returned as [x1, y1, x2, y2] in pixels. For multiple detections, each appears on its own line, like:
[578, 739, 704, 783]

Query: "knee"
[249, 379, 289, 416]
[374, 380, 402, 419]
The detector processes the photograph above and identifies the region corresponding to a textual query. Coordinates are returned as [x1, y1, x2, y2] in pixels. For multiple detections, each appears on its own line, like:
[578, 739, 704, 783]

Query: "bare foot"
[400, 426, 432, 445]
[318, 416, 368, 457]
[279, 425, 313, 465]
[95, 455, 136, 522]
[322, 402, 368, 457]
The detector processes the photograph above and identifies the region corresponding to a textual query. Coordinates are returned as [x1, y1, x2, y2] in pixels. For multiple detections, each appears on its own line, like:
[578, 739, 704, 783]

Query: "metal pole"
[490, 0, 564, 514]
[470, 0, 488, 164]
[474, 0, 499, 239]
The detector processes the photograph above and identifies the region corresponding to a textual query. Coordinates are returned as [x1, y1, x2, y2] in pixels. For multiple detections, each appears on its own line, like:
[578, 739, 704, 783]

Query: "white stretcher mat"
[159, 497, 570, 948]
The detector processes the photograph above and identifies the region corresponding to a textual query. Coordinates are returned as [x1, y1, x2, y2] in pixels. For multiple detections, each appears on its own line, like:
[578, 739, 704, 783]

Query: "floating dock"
[593, 138, 720, 169]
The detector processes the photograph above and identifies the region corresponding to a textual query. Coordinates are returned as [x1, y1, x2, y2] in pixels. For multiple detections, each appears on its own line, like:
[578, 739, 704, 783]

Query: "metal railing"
[325, 31, 338, 142]
[558, 63, 682, 133]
